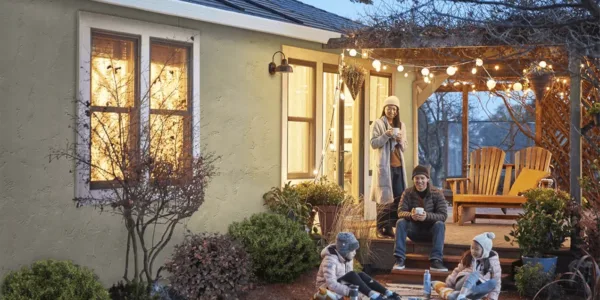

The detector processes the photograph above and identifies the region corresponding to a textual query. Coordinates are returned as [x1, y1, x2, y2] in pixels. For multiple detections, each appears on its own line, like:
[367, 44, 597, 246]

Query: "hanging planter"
[526, 62, 554, 101]
[341, 64, 367, 100]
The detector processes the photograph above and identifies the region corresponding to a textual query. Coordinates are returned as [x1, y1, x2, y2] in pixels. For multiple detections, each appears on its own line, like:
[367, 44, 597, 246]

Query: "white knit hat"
[473, 232, 495, 258]
[383, 96, 400, 109]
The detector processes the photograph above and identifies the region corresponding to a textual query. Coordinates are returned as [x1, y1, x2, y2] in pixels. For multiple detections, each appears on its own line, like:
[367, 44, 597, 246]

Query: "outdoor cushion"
[508, 168, 550, 196]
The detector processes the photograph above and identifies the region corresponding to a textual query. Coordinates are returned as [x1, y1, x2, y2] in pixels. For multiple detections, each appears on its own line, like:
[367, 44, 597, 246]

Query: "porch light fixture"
[268, 51, 293, 75]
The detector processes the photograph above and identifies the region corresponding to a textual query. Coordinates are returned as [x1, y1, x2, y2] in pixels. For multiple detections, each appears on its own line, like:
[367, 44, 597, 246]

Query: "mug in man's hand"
[415, 207, 424, 215]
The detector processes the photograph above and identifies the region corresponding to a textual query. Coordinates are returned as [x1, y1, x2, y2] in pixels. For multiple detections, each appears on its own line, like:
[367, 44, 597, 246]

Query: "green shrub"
[263, 182, 313, 228]
[0, 259, 109, 300]
[108, 281, 158, 300]
[228, 213, 320, 283]
[165, 232, 252, 299]
[515, 263, 560, 297]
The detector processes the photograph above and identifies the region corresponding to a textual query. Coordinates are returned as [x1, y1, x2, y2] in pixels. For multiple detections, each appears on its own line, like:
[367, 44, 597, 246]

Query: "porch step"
[405, 253, 518, 274]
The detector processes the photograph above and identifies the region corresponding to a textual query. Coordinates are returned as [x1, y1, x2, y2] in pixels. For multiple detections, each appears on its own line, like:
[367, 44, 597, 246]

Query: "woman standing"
[370, 96, 408, 238]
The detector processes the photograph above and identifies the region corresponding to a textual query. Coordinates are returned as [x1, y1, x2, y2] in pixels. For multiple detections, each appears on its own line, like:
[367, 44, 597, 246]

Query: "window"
[287, 60, 316, 179]
[77, 12, 200, 197]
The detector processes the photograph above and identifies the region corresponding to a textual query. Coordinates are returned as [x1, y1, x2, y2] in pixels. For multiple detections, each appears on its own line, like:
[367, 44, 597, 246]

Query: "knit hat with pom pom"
[473, 232, 495, 258]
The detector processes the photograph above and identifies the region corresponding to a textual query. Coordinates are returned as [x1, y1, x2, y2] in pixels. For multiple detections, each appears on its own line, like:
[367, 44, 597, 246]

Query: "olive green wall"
[0, 0, 334, 285]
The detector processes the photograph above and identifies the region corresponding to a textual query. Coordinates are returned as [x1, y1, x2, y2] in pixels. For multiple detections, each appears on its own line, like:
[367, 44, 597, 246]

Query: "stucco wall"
[0, 0, 330, 285]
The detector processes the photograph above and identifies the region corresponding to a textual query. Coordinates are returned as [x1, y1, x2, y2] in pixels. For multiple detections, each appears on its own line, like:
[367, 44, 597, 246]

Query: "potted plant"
[505, 188, 573, 274]
[296, 177, 352, 238]
[586, 102, 600, 126]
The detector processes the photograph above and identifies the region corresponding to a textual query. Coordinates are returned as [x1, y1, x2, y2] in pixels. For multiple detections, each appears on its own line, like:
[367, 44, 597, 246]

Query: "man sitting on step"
[393, 165, 448, 272]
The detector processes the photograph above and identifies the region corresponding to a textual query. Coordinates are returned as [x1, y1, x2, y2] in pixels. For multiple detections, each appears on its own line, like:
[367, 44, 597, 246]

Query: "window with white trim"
[77, 12, 200, 197]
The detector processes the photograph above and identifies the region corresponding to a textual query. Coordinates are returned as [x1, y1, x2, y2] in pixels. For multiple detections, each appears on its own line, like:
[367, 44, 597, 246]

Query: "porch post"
[569, 54, 582, 252]
[569, 56, 582, 204]
[462, 85, 469, 177]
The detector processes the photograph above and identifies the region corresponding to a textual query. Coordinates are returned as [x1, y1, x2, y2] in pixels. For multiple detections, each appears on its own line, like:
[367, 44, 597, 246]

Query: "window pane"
[91, 112, 130, 182]
[288, 64, 314, 118]
[150, 43, 189, 111]
[288, 121, 311, 174]
[91, 34, 136, 108]
[418, 92, 463, 187]
[150, 114, 185, 167]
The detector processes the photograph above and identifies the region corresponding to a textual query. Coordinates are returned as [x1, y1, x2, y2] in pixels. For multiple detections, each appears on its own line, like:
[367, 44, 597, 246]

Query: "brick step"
[404, 253, 518, 274]
[371, 238, 522, 259]
[383, 268, 513, 289]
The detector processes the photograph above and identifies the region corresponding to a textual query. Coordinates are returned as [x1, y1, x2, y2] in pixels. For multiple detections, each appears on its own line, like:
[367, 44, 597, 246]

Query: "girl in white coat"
[434, 232, 502, 300]
[369, 96, 408, 238]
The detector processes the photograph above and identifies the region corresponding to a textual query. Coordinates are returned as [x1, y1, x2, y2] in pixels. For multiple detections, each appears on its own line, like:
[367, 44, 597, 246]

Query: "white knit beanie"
[473, 232, 495, 259]
[383, 96, 400, 109]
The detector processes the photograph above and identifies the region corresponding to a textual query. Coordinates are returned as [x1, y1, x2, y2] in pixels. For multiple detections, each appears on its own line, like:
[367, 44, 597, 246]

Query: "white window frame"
[76, 11, 201, 199]
[280, 46, 340, 185]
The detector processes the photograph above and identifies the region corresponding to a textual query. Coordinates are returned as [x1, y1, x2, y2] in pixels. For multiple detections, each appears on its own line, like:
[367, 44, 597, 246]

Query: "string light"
[476, 58, 484, 66]
[471, 68, 477, 74]
[349, 49, 357, 57]
[372, 60, 381, 70]
[486, 79, 496, 90]
[494, 65, 500, 70]
[446, 66, 457, 76]
[404, 73, 408, 78]
[421, 68, 430, 76]
[429, 73, 434, 78]
[397, 65, 404, 72]
[383, 65, 388, 70]
[513, 82, 523, 91]
[539, 61, 547, 68]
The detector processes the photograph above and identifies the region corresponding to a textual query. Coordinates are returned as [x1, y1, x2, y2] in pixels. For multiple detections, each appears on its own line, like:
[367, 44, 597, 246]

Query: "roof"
[179, 0, 363, 33]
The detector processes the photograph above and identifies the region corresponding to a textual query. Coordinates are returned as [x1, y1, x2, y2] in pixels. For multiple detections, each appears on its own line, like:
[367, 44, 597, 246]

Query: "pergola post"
[569, 56, 582, 204]
[569, 54, 582, 252]
[462, 85, 469, 177]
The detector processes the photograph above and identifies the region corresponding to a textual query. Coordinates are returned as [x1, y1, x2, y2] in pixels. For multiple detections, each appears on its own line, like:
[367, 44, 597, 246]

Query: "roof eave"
[92, 0, 342, 44]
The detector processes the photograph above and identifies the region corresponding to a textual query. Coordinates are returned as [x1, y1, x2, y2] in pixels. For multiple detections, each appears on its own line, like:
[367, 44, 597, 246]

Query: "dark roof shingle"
[179, 0, 363, 33]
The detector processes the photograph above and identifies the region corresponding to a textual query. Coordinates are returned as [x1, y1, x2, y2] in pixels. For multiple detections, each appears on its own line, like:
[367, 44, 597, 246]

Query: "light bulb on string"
[362, 50, 368, 59]
[383, 65, 388, 70]
[446, 66, 456, 76]
[513, 82, 523, 91]
[421, 68, 430, 76]
[539, 61, 547, 68]
[429, 73, 434, 78]
[404, 73, 408, 78]
[494, 65, 500, 70]
[476, 58, 484, 66]
[471, 68, 477, 74]
[486, 79, 496, 90]
[443, 81, 448, 86]
[424, 77, 430, 83]
[372, 60, 381, 70]
[397, 65, 404, 72]
[349, 49, 357, 57]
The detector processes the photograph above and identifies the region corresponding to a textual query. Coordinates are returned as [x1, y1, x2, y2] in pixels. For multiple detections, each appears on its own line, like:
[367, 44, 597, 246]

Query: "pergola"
[325, 37, 599, 204]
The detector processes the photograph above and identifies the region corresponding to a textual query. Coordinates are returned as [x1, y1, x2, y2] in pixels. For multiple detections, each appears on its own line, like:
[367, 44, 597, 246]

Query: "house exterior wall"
[0, 0, 332, 285]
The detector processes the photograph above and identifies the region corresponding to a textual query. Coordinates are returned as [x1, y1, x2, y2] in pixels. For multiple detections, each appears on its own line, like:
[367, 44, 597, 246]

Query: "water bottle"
[349, 284, 359, 300]
[423, 269, 431, 298]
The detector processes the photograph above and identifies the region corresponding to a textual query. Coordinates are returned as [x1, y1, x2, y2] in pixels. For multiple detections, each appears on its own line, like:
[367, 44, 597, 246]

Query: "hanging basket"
[528, 72, 553, 101]
[341, 64, 367, 100]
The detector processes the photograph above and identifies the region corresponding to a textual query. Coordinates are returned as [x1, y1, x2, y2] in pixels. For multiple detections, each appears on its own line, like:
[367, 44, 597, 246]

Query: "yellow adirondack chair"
[514, 146, 553, 178]
[446, 147, 507, 224]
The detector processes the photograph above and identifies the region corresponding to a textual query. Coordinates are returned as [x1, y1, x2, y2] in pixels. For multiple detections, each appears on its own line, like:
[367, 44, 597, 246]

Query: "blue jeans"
[448, 272, 498, 300]
[394, 219, 445, 261]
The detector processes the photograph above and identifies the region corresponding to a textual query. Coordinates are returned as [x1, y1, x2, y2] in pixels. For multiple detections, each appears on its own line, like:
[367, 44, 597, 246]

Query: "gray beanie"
[336, 232, 359, 256]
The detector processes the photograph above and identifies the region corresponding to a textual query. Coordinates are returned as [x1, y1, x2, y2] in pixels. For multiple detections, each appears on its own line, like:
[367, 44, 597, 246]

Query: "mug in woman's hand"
[393, 127, 400, 137]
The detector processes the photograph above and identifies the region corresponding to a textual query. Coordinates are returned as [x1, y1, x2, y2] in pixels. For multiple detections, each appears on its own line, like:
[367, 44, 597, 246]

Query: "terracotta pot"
[316, 205, 341, 239]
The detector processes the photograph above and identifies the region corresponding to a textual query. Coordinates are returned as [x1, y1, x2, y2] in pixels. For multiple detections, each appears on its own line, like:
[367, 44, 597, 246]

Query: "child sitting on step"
[432, 232, 501, 300]
[315, 232, 401, 300]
